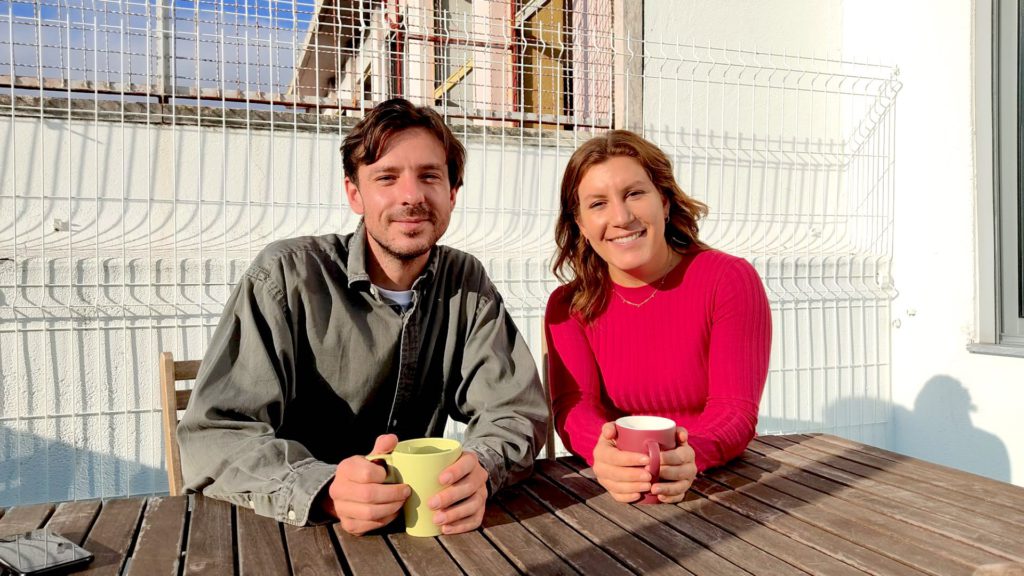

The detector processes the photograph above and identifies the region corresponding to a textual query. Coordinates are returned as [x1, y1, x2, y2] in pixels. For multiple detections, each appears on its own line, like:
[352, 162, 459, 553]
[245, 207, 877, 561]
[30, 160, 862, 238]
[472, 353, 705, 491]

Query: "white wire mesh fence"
[640, 41, 901, 444]
[0, 0, 899, 505]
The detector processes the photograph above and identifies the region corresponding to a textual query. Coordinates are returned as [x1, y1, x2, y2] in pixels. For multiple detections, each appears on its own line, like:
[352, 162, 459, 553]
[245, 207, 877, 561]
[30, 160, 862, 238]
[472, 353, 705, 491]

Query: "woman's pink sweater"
[545, 249, 772, 471]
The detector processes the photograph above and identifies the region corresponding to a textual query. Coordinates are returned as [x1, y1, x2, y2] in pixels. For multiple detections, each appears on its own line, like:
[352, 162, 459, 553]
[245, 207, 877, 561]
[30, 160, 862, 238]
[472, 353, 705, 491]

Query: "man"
[177, 98, 547, 535]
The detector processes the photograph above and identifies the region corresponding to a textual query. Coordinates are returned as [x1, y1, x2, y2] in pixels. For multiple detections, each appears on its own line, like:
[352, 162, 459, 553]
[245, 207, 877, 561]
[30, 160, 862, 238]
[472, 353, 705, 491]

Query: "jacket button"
[287, 509, 296, 521]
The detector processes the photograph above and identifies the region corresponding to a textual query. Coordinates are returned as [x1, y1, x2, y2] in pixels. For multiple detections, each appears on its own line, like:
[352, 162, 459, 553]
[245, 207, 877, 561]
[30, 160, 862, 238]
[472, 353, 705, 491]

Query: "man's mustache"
[389, 205, 436, 223]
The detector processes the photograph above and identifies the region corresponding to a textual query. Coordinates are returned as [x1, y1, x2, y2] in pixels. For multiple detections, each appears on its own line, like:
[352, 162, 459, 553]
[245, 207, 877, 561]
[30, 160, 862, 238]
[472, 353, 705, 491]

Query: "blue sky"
[1, 0, 318, 92]
[5, 0, 315, 29]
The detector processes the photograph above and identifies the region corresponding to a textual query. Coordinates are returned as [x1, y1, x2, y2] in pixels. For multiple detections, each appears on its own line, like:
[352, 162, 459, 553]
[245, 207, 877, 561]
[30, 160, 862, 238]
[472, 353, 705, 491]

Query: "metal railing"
[0, 0, 899, 505]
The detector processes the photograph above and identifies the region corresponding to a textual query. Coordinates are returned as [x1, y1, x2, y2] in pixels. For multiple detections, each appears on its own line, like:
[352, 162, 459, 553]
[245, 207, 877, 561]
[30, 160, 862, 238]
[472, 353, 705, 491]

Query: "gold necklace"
[612, 254, 677, 308]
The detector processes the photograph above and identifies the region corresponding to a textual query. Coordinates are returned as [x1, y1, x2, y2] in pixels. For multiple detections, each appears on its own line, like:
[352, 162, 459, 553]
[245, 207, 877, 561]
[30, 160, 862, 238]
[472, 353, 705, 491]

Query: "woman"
[545, 130, 771, 503]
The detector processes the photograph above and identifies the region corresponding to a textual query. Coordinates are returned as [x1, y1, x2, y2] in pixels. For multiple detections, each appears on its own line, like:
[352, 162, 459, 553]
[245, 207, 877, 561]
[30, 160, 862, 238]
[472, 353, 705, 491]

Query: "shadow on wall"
[759, 374, 1011, 483]
[0, 426, 167, 507]
[823, 375, 1011, 483]
[893, 375, 1011, 483]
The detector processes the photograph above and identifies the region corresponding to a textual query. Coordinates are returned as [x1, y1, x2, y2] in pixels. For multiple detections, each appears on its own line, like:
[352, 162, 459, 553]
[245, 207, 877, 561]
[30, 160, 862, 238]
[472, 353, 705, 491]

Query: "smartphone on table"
[0, 529, 93, 575]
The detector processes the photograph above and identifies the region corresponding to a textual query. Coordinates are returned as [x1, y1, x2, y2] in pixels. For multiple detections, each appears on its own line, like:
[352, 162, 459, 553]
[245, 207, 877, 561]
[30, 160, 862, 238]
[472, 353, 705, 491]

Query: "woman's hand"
[651, 427, 697, 503]
[592, 422, 654, 502]
[592, 422, 698, 504]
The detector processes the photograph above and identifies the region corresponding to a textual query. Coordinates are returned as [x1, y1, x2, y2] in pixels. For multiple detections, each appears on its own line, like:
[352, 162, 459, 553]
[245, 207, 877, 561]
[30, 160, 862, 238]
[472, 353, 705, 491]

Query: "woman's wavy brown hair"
[553, 130, 709, 322]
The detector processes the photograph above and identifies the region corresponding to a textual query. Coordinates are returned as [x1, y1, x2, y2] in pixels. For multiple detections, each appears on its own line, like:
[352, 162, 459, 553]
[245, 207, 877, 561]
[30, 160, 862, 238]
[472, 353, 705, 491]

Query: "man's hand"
[591, 422, 653, 502]
[427, 451, 489, 535]
[651, 427, 697, 503]
[321, 434, 411, 535]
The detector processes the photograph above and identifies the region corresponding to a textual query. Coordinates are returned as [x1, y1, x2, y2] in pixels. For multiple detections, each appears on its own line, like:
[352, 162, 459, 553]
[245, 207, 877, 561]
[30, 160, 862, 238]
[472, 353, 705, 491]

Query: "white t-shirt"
[375, 285, 414, 312]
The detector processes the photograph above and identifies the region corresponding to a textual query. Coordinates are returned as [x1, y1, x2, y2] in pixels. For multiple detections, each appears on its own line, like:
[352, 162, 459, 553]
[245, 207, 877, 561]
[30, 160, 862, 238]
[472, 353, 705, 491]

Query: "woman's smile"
[607, 230, 646, 244]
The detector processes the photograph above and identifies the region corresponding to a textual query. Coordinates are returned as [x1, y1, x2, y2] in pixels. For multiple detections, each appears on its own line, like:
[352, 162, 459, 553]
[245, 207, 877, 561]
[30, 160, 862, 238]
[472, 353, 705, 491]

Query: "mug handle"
[643, 439, 661, 482]
[366, 453, 399, 484]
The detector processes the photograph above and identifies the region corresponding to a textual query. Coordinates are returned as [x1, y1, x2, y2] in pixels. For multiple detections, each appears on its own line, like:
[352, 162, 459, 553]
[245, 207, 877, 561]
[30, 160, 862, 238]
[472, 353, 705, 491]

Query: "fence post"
[157, 0, 172, 98]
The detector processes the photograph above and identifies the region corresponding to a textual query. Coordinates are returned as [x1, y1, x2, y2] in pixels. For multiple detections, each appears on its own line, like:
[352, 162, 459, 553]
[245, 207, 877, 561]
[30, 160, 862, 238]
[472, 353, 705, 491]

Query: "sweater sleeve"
[686, 258, 772, 471]
[544, 288, 620, 465]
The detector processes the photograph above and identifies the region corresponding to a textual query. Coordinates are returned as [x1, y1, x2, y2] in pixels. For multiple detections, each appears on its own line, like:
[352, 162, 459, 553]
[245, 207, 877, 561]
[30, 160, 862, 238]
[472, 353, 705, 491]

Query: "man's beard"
[369, 205, 440, 261]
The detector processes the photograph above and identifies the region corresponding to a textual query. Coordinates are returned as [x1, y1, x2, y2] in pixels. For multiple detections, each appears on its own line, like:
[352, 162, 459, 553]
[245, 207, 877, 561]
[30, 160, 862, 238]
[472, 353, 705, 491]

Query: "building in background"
[2, 0, 1021, 507]
[288, 0, 622, 130]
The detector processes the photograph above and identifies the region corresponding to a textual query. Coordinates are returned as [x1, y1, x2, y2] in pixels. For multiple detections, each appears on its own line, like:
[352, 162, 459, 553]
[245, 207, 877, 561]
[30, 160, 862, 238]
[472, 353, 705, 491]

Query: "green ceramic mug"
[367, 438, 462, 537]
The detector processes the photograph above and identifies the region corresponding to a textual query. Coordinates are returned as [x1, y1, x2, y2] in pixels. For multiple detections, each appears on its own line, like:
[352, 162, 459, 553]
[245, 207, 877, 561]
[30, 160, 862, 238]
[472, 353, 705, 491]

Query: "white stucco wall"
[3, 0, 1020, 506]
[0, 112, 570, 505]
[843, 1, 1022, 484]
[651, 0, 1022, 485]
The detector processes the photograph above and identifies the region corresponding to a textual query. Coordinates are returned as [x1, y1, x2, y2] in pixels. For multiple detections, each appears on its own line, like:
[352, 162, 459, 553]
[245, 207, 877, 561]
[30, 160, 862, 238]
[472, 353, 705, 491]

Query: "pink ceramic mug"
[614, 415, 677, 504]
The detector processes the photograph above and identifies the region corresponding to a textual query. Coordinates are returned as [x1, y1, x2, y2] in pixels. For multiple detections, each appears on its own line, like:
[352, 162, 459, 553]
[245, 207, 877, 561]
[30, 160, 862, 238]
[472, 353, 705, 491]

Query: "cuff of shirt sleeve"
[277, 459, 337, 526]
[462, 443, 505, 497]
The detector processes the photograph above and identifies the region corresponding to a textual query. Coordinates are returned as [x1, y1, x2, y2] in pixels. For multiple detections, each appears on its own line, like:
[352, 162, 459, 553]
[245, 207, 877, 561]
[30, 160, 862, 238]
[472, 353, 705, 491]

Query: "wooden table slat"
[387, 532, 464, 576]
[548, 458, 865, 576]
[284, 523, 345, 575]
[124, 496, 187, 576]
[236, 504, 287, 576]
[691, 475, 928, 576]
[753, 437, 1024, 545]
[636, 495, 808, 576]
[482, 501, 578, 576]
[335, 528, 405, 576]
[45, 500, 101, 545]
[795, 435, 1024, 520]
[0, 503, 55, 538]
[531, 465, 714, 576]
[773, 435, 1024, 528]
[691, 470, 924, 576]
[749, 442, 1024, 563]
[78, 497, 146, 576]
[743, 450, 1024, 563]
[704, 465, 974, 576]
[522, 472, 699, 576]
[8, 435, 1022, 576]
[439, 530, 519, 576]
[498, 486, 637, 576]
[538, 460, 752, 576]
[184, 495, 236, 576]
[736, 451, 1016, 567]
[806, 434, 1024, 512]
[686, 493, 867, 576]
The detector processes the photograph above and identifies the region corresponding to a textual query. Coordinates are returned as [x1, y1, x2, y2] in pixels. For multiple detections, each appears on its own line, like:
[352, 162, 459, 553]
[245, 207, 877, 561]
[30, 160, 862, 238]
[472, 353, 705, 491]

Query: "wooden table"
[2, 434, 1023, 576]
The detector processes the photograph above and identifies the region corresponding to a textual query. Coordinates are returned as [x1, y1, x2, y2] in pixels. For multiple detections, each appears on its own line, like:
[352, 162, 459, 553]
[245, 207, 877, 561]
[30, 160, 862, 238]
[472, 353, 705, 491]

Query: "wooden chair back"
[541, 329, 557, 460]
[159, 351, 201, 496]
